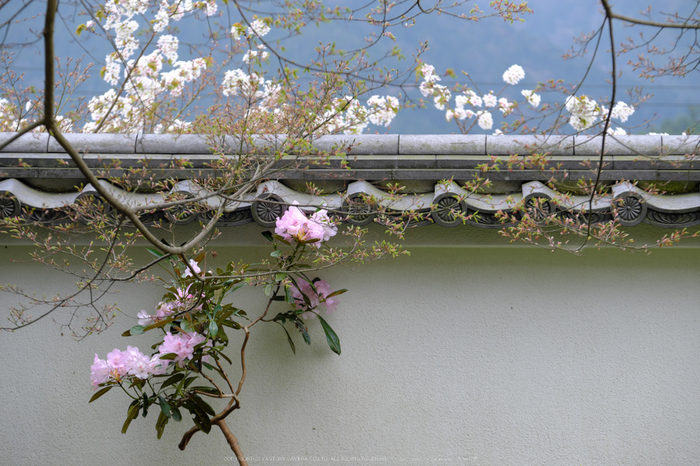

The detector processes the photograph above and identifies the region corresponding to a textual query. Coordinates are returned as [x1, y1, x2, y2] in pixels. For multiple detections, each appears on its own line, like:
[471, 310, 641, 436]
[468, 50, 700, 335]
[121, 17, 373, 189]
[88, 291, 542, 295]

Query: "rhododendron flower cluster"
[291, 278, 339, 319]
[275, 204, 337, 247]
[91, 346, 168, 389]
[159, 332, 208, 367]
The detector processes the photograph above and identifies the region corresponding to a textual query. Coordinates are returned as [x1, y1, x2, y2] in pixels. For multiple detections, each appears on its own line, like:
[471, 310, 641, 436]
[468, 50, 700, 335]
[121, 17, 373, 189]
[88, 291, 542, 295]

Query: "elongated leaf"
[192, 411, 212, 433]
[284, 285, 295, 304]
[125, 325, 144, 336]
[171, 405, 182, 422]
[142, 316, 176, 332]
[142, 393, 149, 418]
[146, 248, 165, 258]
[277, 322, 296, 354]
[270, 250, 282, 257]
[88, 386, 112, 403]
[191, 395, 216, 416]
[319, 316, 341, 355]
[160, 372, 185, 389]
[189, 386, 219, 394]
[294, 318, 311, 345]
[183, 377, 197, 390]
[208, 320, 219, 338]
[155, 411, 169, 439]
[122, 400, 140, 434]
[216, 326, 229, 343]
[325, 289, 348, 299]
[261, 230, 274, 242]
[159, 396, 172, 418]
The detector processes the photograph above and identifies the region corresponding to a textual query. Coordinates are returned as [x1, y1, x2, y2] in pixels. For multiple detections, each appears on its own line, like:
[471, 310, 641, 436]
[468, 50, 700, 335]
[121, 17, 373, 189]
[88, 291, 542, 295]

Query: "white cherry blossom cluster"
[610, 101, 635, 123]
[521, 90, 541, 108]
[366, 96, 399, 127]
[565, 95, 601, 132]
[419, 64, 451, 111]
[566, 97, 635, 133]
[318, 95, 399, 134]
[421, 64, 533, 131]
[502, 64, 525, 85]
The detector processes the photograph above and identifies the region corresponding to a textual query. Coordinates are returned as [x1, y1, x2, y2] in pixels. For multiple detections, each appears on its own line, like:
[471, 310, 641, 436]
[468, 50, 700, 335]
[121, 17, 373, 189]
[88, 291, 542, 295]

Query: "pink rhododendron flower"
[137, 310, 154, 326]
[90, 346, 168, 389]
[182, 259, 201, 278]
[275, 203, 337, 248]
[158, 332, 207, 367]
[290, 278, 339, 319]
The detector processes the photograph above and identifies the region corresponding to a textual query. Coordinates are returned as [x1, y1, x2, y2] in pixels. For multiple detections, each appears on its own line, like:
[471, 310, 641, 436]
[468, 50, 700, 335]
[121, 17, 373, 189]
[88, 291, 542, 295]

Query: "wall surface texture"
[1, 243, 700, 465]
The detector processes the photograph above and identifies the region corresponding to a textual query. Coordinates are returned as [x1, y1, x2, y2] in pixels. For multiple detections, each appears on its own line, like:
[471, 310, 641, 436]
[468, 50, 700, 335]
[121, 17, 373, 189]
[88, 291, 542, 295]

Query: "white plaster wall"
[1, 245, 700, 465]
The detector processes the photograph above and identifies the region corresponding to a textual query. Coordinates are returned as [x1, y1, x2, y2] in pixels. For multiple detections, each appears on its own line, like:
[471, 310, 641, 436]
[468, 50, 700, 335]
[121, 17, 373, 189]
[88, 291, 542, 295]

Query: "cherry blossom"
[502, 64, 525, 85]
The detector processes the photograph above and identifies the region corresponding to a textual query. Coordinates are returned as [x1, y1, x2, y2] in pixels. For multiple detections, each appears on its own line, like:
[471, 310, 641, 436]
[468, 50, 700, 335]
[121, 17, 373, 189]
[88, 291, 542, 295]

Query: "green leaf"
[160, 372, 185, 389]
[155, 411, 169, 439]
[88, 386, 112, 403]
[270, 250, 282, 257]
[183, 377, 197, 390]
[122, 400, 140, 434]
[192, 411, 212, 433]
[289, 316, 311, 344]
[189, 386, 219, 394]
[284, 285, 295, 304]
[159, 352, 178, 361]
[142, 393, 149, 418]
[277, 322, 296, 354]
[261, 231, 274, 242]
[159, 396, 172, 418]
[191, 395, 216, 416]
[325, 289, 348, 299]
[124, 325, 144, 337]
[319, 316, 341, 355]
[171, 405, 182, 422]
[146, 248, 165, 258]
[208, 320, 219, 338]
[180, 320, 194, 334]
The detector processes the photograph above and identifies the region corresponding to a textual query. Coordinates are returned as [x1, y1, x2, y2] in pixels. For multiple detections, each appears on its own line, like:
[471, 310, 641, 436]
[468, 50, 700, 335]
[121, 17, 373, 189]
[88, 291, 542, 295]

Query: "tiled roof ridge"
[1, 132, 699, 229]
